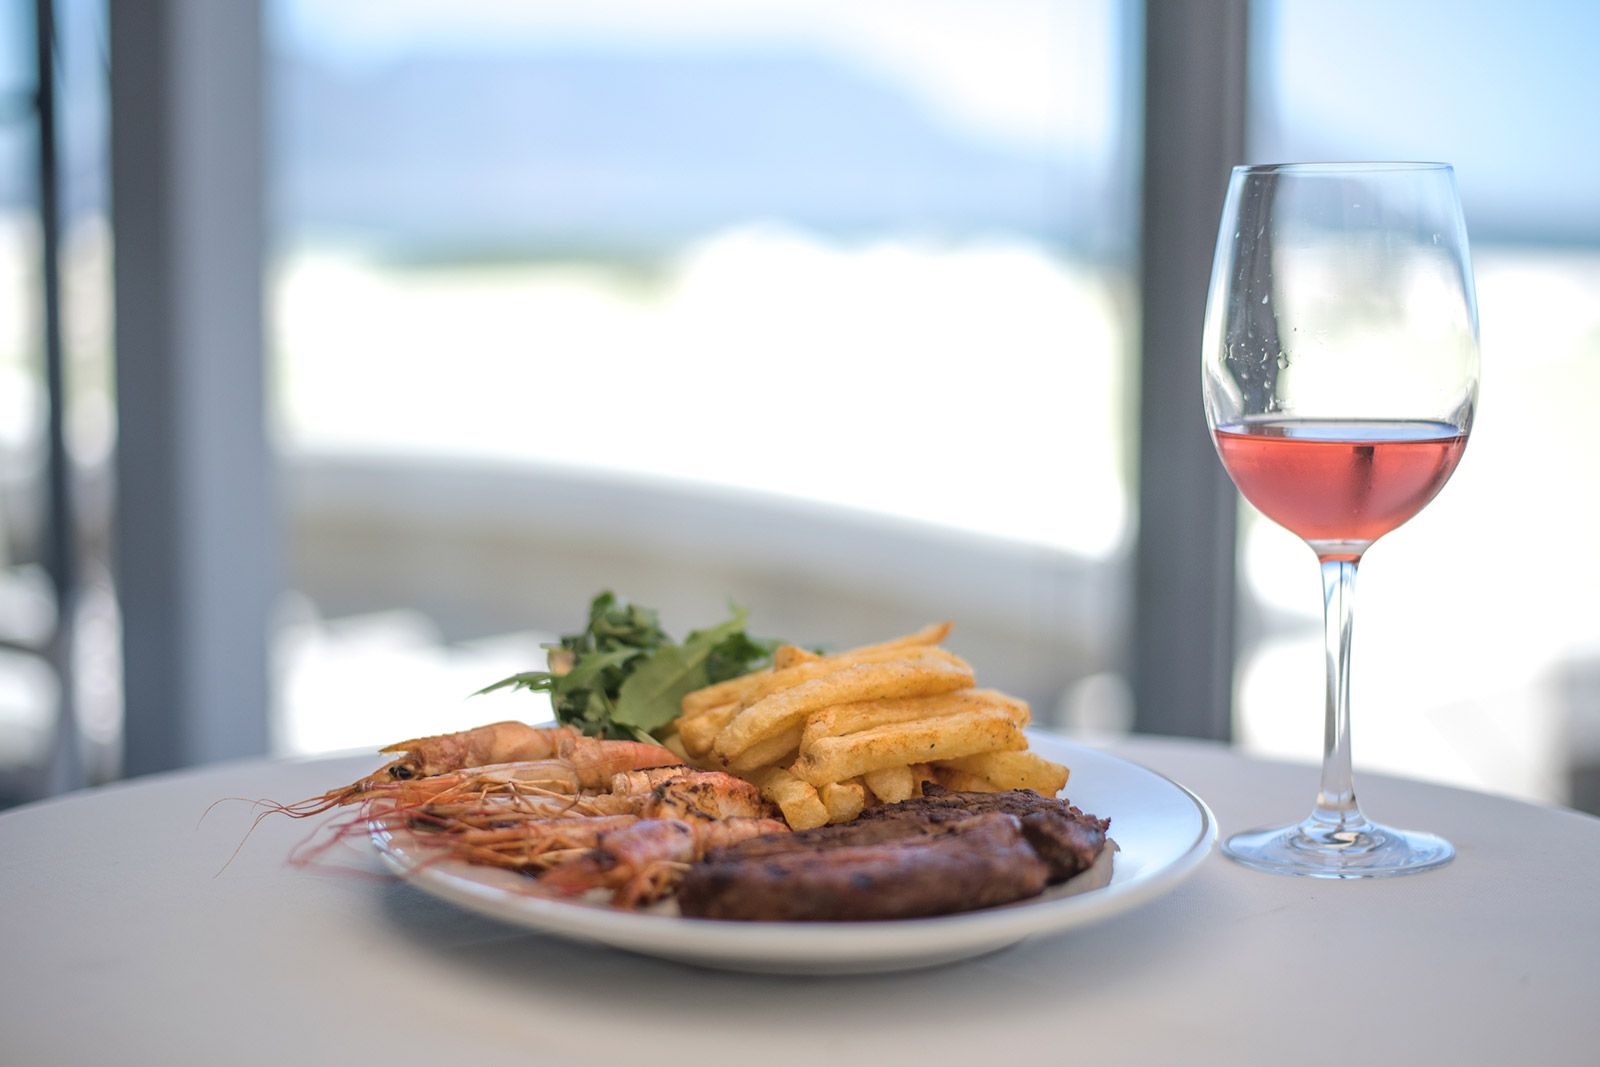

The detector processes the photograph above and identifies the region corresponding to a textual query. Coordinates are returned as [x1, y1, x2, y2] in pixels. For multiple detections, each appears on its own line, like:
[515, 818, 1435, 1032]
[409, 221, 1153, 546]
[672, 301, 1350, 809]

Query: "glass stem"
[1311, 557, 1366, 832]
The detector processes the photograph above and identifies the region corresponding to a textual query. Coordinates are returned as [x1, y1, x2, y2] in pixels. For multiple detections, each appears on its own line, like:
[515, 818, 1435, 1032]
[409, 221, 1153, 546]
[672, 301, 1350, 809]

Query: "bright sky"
[1255, 0, 1600, 241]
[273, 0, 1125, 161]
[271, 0, 1600, 242]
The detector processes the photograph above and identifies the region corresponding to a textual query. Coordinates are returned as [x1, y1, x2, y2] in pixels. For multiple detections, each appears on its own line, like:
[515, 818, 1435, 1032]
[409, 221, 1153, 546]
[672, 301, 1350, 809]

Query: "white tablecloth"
[3, 736, 1597, 1066]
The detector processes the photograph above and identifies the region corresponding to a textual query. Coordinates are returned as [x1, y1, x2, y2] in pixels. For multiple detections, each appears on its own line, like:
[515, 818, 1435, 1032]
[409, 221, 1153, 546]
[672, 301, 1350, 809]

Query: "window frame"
[86, 0, 1253, 778]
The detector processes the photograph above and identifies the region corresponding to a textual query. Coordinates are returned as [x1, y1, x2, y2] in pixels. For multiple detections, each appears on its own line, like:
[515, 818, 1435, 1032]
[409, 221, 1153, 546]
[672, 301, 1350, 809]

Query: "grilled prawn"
[540, 817, 789, 907]
[268, 722, 783, 911]
[400, 771, 775, 873]
[292, 723, 682, 814]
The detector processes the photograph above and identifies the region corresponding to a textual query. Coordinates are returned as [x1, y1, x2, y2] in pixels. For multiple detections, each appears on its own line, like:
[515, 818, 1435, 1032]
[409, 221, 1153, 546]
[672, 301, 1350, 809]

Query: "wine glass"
[1203, 162, 1479, 878]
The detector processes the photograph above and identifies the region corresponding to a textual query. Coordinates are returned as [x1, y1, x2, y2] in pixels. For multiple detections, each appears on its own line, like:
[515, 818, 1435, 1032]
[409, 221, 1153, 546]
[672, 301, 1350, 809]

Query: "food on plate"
[935, 750, 1071, 796]
[677, 786, 1111, 921]
[540, 816, 789, 909]
[754, 766, 829, 829]
[477, 591, 787, 742]
[302, 722, 682, 812]
[276, 595, 1108, 920]
[670, 622, 1070, 830]
[819, 779, 867, 824]
[709, 650, 977, 766]
[681, 812, 1048, 922]
[861, 764, 918, 805]
[855, 784, 1110, 878]
[790, 697, 1026, 787]
[374, 720, 582, 778]
[278, 735, 789, 905]
[425, 769, 781, 894]
[680, 621, 951, 720]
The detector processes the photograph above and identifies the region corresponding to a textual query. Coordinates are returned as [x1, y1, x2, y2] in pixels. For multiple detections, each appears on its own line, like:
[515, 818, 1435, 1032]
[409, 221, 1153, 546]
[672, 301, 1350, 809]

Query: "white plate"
[370, 734, 1215, 974]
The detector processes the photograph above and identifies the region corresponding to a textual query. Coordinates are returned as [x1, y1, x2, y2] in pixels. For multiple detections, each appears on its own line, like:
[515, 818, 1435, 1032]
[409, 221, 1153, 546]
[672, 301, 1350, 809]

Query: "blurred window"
[266, 1, 1141, 753]
[0, 0, 50, 786]
[0, 0, 113, 798]
[1244, 0, 1600, 806]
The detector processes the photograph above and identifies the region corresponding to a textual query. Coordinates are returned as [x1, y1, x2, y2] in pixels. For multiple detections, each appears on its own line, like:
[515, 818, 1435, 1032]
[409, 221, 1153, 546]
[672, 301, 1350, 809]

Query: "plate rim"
[369, 735, 1216, 965]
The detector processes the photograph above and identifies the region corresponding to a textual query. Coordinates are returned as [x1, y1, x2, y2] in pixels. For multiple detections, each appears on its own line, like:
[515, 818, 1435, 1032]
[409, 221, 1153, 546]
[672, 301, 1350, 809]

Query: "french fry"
[820, 780, 866, 824]
[697, 644, 968, 719]
[771, 644, 822, 670]
[833, 621, 952, 660]
[800, 689, 1029, 752]
[758, 767, 828, 831]
[939, 750, 1069, 795]
[727, 724, 802, 774]
[678, 701, 740, 759]
[681, 672, 768, 719]
[792, 707, 1026, 787]
[659, 731, 691, 763]
[680, 623, 954, 717]
[676, 621, 1065, 818]
[862, 765, 916, 805]
[932, 766, 994, 793]
[712, 651, 974, 764]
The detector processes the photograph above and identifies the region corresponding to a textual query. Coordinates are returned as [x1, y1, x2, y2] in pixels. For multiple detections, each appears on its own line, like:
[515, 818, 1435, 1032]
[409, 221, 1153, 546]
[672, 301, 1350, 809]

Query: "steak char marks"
[676, 785, 1109, 922]
[857, 784, 1110, 882]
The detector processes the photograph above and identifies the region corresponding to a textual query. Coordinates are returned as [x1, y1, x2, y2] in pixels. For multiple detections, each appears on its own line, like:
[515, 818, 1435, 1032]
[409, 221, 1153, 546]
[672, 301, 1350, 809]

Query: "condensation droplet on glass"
[1276, 355, 1290, 370]
[1260, 293, 1269, 304]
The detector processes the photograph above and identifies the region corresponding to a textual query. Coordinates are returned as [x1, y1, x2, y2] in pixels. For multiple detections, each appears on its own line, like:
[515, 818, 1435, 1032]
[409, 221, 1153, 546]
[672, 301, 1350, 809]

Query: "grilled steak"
[857, 784, 1110, 882]
[694, 809, 955, 859]
[677, 812, 1049, 921]
[676, 786, 1110, 922]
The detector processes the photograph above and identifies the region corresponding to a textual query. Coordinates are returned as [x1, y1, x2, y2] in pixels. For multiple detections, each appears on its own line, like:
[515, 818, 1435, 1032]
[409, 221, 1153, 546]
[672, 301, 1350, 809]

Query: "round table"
[3, 736, 1596, 1065]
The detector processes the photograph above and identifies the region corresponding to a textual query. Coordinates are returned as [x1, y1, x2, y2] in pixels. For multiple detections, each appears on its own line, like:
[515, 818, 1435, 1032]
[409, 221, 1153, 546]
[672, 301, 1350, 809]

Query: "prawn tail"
[559, 736, 685, 790]
[614, 861, 689, 909]
[537, 819, 696, 898]
[537, 851, 619, 897]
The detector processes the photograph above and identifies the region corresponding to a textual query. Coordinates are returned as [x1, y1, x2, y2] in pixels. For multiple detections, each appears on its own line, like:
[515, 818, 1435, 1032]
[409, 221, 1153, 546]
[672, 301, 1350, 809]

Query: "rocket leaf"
[476, 592, 781, 741]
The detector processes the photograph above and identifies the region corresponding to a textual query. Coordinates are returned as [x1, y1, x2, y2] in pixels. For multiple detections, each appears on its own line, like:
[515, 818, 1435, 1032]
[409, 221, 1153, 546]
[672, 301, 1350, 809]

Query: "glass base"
[1223, 815, 1455, 879]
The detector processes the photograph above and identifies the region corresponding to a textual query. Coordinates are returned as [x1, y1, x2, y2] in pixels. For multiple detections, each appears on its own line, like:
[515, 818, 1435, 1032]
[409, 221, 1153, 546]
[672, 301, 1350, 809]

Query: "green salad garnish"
[477, 591, 782, 742]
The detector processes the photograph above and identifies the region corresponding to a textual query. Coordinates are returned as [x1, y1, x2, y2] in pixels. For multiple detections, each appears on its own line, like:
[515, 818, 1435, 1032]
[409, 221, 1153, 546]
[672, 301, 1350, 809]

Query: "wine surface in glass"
[1214, 418, 1467, 555]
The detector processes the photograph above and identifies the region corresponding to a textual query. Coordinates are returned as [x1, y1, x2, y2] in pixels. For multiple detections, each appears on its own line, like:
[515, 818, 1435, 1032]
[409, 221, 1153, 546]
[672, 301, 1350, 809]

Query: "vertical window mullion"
[1131, 0, 1249, 740]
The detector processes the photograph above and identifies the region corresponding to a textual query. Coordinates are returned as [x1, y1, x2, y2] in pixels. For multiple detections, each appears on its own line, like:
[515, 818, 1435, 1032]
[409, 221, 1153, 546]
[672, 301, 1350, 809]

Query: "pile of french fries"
[670, 623, 1069, 830]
